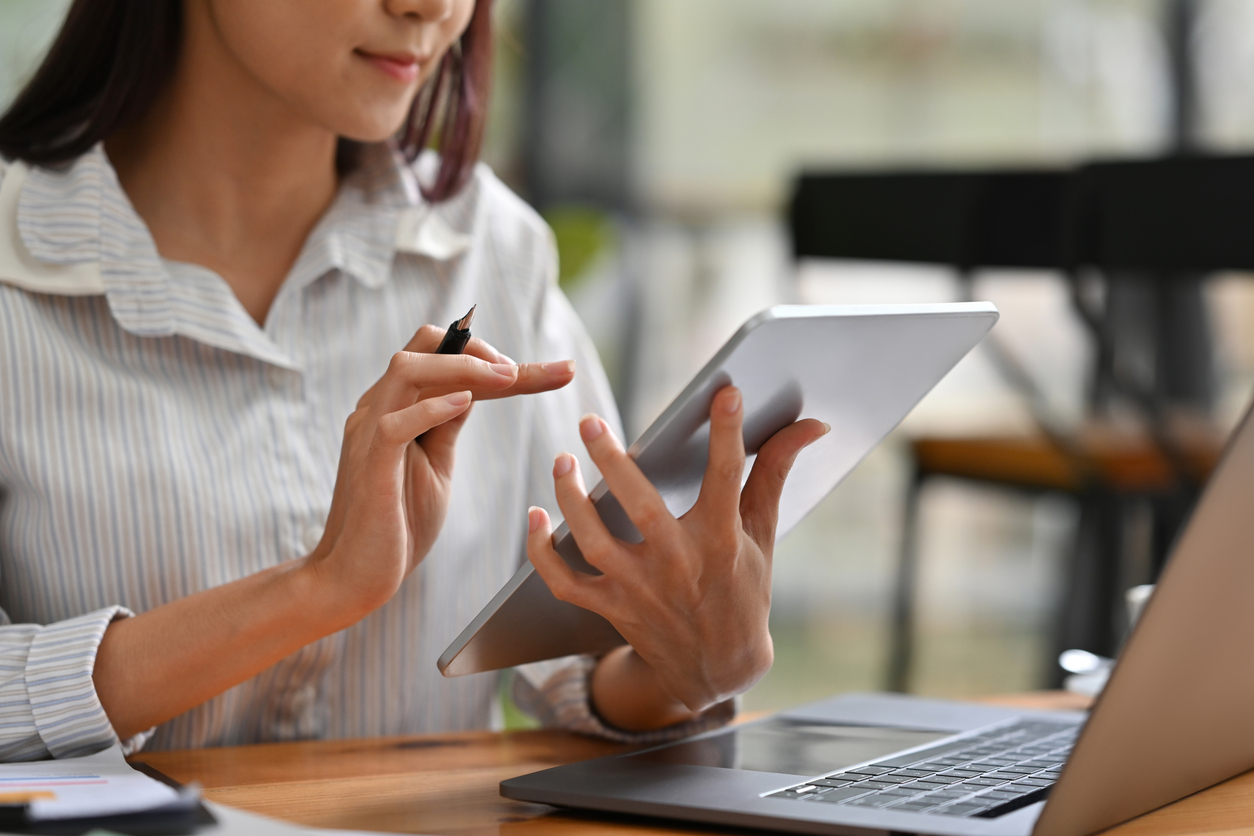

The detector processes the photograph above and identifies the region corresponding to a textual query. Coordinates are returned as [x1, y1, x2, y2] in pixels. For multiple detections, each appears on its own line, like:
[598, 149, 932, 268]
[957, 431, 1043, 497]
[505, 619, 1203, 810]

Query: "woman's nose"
[385, 0, 457, 24]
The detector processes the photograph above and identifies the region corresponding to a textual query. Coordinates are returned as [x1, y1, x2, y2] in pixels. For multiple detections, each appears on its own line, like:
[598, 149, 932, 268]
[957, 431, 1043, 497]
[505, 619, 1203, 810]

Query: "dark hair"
[0, 0, 493, 203]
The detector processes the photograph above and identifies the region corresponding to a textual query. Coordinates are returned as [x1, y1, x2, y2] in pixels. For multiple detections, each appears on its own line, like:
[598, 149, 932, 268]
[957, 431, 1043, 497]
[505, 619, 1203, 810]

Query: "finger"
[374, 351, 516, 412]
[552, 453, 623, 573]
[415, 402, 474, 480]
[578, 414, 681, 542]
[527, 506, 607, 613]
[462, 336, 513, 364]
[375, 391, 473, 448]
[472, 359, 576, 401]
[402, 324, 447, 354]
[403, 324, 511, 364]
[694, 386, 746, 521]
[385, 360, 575, 404]
[739, 419, 829, 550]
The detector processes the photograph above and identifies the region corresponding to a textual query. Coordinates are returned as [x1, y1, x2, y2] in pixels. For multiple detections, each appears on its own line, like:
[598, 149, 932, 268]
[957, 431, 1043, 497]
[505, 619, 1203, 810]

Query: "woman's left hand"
[526, 385, 828, 724]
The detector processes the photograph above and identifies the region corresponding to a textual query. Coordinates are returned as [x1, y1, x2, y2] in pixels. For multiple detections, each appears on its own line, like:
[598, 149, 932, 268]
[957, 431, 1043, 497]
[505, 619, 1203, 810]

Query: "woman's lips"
[357, 50, 422, 83]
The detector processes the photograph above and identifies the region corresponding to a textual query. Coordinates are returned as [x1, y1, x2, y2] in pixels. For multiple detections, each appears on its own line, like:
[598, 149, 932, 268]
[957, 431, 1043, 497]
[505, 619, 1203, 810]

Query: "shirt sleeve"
[0, 606, 154, 761]
[510, 231, 735, 744]
[512, 656, 736, 744]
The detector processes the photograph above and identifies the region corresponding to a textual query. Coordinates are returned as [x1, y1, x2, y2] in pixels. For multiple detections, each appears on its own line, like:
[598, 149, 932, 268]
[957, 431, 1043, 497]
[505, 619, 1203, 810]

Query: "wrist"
[294, 551, 380, 634]
[590, 646, 702, 732]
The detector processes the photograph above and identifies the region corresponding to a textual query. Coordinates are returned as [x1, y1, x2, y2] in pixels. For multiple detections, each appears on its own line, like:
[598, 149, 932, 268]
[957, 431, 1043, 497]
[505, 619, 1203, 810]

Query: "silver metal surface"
[439, 303, 998, 676]
[501, 692, 1062, 836]
[1034, 400, 1254, 836]
[498, 395, 1254, 836]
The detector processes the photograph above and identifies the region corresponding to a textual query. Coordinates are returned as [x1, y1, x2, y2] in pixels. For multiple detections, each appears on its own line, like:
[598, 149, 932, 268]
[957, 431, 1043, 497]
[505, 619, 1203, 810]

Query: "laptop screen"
[627, 718, 950, 776]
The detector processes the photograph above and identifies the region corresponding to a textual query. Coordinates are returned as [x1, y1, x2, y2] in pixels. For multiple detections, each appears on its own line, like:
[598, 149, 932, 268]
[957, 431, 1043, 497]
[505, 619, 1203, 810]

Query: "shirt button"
[302, 523, 325, 554]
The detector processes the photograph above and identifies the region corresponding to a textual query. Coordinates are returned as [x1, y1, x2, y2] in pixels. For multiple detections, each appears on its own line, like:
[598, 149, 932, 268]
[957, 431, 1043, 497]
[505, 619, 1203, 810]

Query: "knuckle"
[634, 502, 667, 533]
[711, 528, 741, 557]
[583, 538, 616, 568]
[375, 413, 403, 444]
[387, 351, 411, 375]
[716, 457, 744, 485]
[547, 574, 577, 603]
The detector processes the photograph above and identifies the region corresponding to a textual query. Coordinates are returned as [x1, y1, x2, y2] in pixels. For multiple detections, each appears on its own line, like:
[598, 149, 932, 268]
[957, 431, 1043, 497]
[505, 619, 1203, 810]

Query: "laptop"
[502, 396, 1254, 836]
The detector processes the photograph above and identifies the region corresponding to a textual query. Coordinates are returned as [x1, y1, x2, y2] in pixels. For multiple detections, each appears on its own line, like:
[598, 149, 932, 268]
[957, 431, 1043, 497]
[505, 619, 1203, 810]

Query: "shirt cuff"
[514, 655, 736, 745]
[25, 606, 152, 758]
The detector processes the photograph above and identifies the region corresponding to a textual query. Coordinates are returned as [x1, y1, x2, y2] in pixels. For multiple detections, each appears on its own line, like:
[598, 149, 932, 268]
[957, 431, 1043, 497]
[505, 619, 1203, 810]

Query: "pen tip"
[456, 304, 476, 330]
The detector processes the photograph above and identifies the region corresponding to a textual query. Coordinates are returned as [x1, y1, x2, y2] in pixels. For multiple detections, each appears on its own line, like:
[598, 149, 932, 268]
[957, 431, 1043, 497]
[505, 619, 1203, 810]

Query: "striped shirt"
[0, 143, 730, 761]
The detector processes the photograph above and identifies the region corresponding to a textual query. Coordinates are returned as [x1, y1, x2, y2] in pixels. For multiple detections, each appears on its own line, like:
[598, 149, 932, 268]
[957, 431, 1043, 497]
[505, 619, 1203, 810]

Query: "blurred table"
[130, 692, 1243, 835]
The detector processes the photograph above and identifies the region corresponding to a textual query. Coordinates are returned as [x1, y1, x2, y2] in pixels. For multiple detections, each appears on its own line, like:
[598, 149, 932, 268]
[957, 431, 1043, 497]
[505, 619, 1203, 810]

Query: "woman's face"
[190, 0, 476, 141]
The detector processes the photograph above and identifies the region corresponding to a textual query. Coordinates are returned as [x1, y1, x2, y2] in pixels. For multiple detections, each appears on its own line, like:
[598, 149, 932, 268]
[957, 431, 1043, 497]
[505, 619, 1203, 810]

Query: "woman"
[0, 0, 825, 760]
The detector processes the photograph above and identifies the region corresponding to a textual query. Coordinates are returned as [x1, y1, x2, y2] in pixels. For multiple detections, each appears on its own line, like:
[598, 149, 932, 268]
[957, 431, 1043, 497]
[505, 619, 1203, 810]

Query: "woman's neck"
[106, 7, 340, 327]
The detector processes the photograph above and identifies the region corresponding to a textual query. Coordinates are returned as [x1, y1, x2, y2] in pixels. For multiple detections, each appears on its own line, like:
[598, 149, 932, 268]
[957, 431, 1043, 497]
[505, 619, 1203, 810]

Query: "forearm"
[589, 645, 703, 732]
[93, 558, 352, 740]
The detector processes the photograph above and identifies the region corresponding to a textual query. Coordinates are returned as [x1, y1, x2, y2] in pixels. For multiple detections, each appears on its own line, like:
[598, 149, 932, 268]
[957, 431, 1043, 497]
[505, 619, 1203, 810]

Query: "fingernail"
[444, 391, 471, 406]
[543, 360, 575, 375]
[490, 363, 516, 377]
[722, 388, 742, 414]
[528, 507, 543, 533]
[821, 422, 832, 435]
[579, 415, 604, 441]
[553, 454, 573, 477]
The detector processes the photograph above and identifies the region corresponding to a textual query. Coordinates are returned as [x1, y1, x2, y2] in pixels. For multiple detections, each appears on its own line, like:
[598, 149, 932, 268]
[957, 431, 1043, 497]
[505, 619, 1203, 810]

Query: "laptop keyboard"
[768, 719, 1080, 818]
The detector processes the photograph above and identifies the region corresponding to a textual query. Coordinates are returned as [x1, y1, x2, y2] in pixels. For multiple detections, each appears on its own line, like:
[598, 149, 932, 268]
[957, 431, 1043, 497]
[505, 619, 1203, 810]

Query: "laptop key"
[806, 786, 876, 803]
[873, 774, 913, 784]
[962, 777, 1010, 787]
[1016, 777, 1055, 788]
[813, 778, 854, 788]
[975, 786, 1052, 818]
[849, 766, 893, 775]
[900, 781, 941, 791]
[892, 769, 932, 778]
[925, 774, 965, 784]
[935, 804, 986, 816]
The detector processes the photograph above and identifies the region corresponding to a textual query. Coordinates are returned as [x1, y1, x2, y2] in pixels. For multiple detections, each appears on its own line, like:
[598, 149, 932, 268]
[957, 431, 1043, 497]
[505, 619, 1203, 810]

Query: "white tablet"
[438, 303, 998, 676]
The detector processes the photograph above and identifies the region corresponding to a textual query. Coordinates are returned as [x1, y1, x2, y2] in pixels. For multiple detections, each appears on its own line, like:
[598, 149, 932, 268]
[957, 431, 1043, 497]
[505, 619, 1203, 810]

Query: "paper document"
[0, 744, 194, 821]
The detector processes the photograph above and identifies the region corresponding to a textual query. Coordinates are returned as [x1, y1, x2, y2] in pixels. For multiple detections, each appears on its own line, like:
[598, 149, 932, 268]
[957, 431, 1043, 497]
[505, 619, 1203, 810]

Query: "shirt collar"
[3, 142, 474, 364]
[287, 143, 474, 293]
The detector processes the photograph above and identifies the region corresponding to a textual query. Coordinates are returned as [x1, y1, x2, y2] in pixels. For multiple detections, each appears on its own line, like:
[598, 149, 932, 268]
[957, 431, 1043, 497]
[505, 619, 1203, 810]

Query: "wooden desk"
[129, 692, 1245, 835]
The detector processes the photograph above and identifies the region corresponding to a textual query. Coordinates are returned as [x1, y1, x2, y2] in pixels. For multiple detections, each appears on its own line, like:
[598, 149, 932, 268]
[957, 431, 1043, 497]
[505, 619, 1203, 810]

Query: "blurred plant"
[543, 204, 618, 292]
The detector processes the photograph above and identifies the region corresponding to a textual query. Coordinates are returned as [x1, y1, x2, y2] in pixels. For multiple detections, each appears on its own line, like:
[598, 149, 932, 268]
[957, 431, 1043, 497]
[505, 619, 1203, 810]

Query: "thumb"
[739, 419, 829, 551]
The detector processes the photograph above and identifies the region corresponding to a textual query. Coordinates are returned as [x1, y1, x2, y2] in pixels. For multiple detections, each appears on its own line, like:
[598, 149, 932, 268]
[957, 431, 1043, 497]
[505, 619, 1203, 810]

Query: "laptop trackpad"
[627, 718, 950, 776]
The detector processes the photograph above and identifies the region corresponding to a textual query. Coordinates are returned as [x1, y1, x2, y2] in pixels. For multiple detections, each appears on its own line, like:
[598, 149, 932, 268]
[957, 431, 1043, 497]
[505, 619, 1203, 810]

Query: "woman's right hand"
[96, 327, 574, 739]
[305, 325, 575, 622]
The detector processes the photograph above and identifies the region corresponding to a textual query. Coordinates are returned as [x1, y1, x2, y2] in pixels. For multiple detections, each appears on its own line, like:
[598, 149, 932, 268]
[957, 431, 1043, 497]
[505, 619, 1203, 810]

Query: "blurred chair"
[789, 156, 1254, 692]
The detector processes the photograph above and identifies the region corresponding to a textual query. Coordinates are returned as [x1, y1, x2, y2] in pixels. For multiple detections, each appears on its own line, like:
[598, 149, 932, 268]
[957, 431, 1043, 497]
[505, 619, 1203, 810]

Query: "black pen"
[435, 304, 476, 355]
[416, 304, 476, 444]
